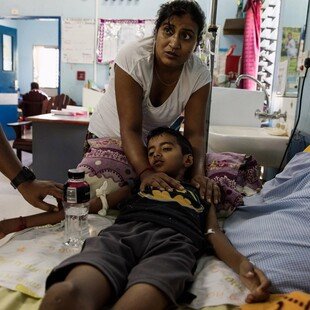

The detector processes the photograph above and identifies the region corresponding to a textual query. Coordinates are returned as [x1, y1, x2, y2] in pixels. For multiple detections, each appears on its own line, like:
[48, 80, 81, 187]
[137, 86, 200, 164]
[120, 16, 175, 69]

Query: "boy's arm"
[205, 204, 270, 303]
[205, 204, 245, 271]
[89, 185, 132, 214]
[0, 210, 65, 238]
[0, 185, 133, 239]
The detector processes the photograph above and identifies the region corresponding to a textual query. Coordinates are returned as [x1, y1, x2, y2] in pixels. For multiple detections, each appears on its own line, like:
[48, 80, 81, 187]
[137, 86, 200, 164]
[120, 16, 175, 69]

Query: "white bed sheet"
[0, 214, 250, 308]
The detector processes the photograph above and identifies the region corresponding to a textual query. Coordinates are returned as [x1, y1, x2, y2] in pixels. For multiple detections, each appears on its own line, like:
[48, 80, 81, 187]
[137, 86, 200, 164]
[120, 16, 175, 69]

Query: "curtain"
[240, 0, 262, 89]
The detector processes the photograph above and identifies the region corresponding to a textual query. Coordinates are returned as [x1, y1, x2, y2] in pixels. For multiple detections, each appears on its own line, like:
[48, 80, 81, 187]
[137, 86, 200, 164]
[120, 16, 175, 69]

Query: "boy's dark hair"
[154, 0, 206, 47]
[31, 82, 39, 90]
[147, 127, 193, 155]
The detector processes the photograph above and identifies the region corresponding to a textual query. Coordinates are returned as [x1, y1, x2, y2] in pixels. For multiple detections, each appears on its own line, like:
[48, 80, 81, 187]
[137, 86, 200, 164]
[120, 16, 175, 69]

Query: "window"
[3, 34, 13, 71]
[33, 45, 59, 88]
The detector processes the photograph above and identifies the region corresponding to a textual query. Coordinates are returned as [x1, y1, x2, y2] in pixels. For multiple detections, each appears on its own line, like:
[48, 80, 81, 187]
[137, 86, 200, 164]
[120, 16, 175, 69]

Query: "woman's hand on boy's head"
[238, 259, 270, 303]
[191, 175, 221, 204]
[140, 170, 184, 192]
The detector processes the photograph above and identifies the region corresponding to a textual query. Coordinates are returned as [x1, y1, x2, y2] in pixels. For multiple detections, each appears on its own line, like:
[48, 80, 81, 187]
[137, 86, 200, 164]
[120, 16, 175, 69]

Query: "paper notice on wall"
[276, 60, 288, 96]
[62, 19, 95, 64]
[97, 19, 155, 64]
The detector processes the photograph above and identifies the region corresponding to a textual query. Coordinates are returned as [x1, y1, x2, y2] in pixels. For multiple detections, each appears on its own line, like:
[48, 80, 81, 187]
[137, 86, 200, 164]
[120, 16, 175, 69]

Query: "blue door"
[0, 25, 17, 93]
[0, 25, 18, 139]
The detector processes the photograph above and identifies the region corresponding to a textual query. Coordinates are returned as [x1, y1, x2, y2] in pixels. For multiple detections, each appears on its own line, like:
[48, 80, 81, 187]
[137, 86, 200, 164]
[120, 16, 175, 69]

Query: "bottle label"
[66, 187, 78, 203]
[64, 183, 90, 203]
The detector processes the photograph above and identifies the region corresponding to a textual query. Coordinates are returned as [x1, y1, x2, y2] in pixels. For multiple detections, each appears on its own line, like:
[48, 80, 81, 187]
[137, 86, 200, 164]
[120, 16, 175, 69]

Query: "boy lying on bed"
[37, 127, 269, 309]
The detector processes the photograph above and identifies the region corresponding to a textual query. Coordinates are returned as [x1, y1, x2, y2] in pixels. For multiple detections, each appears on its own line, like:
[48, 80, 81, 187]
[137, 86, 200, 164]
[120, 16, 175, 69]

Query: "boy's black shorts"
[46, 221, 200, 305]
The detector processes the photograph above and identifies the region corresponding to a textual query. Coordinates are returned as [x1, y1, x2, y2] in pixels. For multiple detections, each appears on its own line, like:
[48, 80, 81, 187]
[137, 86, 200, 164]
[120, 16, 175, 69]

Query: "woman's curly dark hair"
[154, 0, 206, 47]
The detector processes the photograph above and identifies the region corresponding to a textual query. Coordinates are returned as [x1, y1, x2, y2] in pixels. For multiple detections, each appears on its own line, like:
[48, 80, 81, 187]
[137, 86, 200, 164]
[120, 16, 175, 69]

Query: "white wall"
[0, 0, 210, 104]
[3, 0, 234, 105]
[0, 19, 17, 28]
[17, 19, 58, 94]
[2, 0, 309, 105]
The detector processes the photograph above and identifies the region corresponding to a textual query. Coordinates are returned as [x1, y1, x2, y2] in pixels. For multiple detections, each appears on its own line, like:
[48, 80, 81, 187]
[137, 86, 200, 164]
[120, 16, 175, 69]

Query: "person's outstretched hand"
[191, 175, 221, 204]
[18, 180, 63, 212]
[140, 170, 184, 192]
[238, 259, 270, 303]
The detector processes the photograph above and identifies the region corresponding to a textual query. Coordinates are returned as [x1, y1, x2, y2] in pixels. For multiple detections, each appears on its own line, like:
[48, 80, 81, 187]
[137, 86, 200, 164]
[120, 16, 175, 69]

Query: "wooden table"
[27, 113, 89, 183]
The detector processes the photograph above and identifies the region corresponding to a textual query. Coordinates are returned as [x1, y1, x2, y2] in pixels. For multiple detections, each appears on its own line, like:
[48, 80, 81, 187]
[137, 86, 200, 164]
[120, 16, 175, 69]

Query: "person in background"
[22, 82, 49, 103]
[0, 125, 63, 218]
[285, 32, 297, 59]
[86, 0, 219, 203]
[40, 127, 270, 309]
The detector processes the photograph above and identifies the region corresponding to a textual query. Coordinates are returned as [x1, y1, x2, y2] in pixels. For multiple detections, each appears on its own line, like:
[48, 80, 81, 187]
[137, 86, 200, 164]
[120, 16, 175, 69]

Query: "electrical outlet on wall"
[11, 8, 19, 15]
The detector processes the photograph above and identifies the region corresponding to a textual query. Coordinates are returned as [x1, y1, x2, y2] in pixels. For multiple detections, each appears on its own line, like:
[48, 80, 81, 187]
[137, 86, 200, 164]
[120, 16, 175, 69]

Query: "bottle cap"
[67, 169, 85, 179]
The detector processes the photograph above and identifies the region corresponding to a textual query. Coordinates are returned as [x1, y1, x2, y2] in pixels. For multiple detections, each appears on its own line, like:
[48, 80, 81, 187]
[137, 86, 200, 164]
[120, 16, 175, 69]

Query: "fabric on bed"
[0, 287, 239, 310]
[0, 287, 41, 310]
[78, 138, 262, 216]
[77, 138, 137, 198]
[188, 256, 250, 308]
[225, 152, 310, 293]
[0, 216, 114, 298]
[0, 214, 251, 308]
[240, 291, 310, 309]
[206, 152, 262, 217]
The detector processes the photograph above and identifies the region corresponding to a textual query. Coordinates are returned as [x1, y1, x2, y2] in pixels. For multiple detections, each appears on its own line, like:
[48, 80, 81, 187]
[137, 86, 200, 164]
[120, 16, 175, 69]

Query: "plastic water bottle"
[63, 169, 90, 247]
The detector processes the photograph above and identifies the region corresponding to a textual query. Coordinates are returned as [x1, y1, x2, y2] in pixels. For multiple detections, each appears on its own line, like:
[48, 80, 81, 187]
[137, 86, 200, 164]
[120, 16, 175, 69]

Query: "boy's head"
[146, 127, 193, 179]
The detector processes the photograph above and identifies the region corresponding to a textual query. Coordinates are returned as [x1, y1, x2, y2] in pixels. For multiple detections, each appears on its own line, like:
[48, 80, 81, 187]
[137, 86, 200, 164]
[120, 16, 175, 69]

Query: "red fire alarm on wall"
[77, 71, 86, 81]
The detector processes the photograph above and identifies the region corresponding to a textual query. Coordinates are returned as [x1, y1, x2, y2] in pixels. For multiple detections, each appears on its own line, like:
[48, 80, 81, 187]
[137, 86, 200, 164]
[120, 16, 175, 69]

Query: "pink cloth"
[240, 0, 262, 89]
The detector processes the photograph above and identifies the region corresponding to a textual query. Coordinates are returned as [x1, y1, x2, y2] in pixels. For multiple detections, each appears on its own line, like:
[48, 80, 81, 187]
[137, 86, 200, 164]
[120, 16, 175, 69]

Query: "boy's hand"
[191, 175, 221, 204]
[140, 170, 184, 192]
[238, 259, 270, 303]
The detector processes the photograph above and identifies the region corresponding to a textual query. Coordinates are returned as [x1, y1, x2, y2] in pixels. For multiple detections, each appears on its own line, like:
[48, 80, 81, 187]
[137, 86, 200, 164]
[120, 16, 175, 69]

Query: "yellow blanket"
[241, 291, 310, 310]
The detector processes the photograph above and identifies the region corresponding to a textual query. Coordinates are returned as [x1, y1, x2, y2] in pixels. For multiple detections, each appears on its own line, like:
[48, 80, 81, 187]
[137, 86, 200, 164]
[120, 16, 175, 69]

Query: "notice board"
[62, 19, 95, 64]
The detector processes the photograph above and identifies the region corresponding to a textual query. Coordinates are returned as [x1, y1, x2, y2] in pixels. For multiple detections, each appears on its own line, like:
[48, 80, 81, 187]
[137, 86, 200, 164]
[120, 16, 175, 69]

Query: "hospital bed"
[0, 146, 309, 309]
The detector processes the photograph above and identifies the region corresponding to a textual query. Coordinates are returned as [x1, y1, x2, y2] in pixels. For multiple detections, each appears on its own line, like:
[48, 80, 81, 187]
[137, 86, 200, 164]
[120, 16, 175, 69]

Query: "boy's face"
[147, 133, 192, 179]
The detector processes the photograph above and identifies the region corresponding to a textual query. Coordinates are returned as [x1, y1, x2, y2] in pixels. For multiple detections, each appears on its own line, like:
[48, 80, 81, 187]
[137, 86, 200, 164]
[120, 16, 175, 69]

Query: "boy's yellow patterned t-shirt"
[304, 145, 310, 152]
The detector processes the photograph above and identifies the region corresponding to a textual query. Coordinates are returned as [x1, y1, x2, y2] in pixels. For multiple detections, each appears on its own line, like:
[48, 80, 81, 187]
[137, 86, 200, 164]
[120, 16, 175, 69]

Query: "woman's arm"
[205, 204, 270, 303]
[183, 83, 210, 177]
[183, 83, 220, 204]
[114, 64, 147, 175]
[114, 65, 184, 191]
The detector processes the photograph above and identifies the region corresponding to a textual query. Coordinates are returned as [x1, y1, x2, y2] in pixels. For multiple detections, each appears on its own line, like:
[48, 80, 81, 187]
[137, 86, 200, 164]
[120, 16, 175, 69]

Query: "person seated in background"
[22, 82, 49, 103]
[19, 82, 50, 122]
[39, 127, 270, 310]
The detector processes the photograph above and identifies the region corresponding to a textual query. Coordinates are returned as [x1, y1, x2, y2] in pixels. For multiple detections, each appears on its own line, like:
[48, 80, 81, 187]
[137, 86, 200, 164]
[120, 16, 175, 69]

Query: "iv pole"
[205, 0, 218, 148]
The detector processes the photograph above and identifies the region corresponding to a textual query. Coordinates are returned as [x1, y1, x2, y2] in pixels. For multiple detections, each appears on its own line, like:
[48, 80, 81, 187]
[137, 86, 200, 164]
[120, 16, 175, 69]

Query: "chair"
[50, 94, 76, 110]
[7, 99, 51, 161]
[6, 121, 33, 161]
[20, 100, 45, 119]
[7, 94, 76, 161]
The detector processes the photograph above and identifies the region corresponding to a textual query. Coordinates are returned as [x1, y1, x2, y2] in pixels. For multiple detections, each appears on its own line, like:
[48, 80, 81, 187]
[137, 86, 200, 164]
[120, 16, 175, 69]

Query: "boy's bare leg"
[114, 283, 169, 310]
[40, 264, 112, 310]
